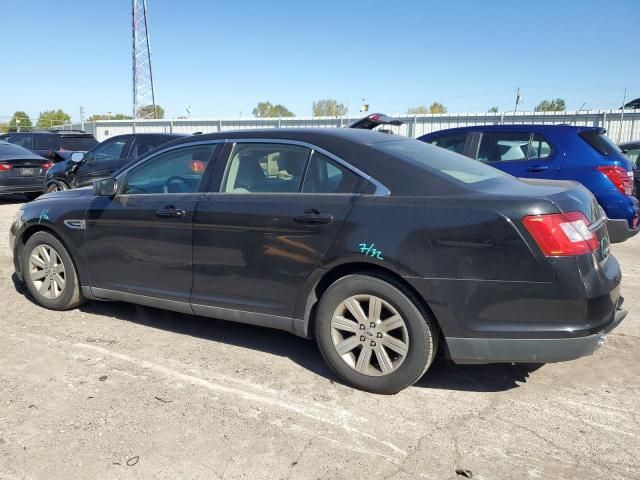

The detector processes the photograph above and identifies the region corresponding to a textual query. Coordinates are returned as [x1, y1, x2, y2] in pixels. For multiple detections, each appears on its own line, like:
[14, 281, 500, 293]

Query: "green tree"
[8, 111, 33, 132]
[88, 113, 133, 121]
[534, 98, 566, 112]
[0, 122, 9, 133]
[252, 101, 295, 118]
[429, 102, 447, 114]
[136, 104, 165, 119]
[312, 99, 347, 117]
[488, 106, 499, 113]
[36, 109, 71, 129]
[407, 105, 429, 115]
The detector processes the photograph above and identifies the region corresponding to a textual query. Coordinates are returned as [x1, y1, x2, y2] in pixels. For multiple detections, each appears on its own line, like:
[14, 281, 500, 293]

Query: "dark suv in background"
[0, 130, 98, 162]
[419, 125, 639, 243]
[44, 133, 185, 192]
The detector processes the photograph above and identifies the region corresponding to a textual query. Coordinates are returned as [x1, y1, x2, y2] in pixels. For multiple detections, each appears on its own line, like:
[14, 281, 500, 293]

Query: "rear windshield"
[0, 142, 33, 156]
[579, 130, 621, 156]
[373, 139, 505, 184]
[60, 136, 98, 151]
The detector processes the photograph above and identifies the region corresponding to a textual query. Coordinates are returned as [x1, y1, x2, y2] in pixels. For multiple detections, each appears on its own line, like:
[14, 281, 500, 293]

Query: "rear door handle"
[526, 165, 549, 172]
[294, 209, 334, 225]
[155, 205, 186, 218]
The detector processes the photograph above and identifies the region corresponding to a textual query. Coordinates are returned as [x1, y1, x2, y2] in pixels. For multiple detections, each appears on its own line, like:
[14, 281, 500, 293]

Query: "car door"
[473, 131, 559, 179]
[85, 142, 221, 307]
[73, 136, 132, 188]
[191, 140, 364, 320]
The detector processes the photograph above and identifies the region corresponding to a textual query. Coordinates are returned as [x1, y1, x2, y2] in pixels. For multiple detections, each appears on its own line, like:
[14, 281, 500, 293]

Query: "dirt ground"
[0, 195, 638, 480]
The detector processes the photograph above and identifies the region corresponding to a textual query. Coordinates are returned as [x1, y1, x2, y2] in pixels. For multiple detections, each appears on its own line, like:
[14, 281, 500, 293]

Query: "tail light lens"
[41, 161, 54, 170]
[597, 166, 633, 195]
[523, 212, 599, 256]
[0, 163, 12, 171]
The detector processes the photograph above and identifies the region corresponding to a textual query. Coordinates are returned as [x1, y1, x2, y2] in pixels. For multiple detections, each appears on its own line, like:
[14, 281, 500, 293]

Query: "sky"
[2, 0, 639, 122]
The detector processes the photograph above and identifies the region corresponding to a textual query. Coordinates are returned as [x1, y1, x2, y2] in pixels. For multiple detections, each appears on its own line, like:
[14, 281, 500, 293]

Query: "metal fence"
[54, 110, 640, 143]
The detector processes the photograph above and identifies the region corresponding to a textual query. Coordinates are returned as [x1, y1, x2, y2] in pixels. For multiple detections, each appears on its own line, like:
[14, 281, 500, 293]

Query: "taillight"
[41, 161, 54, 170]
[0, 163, 12, 171]
[597, 166, 633, 195]
[523, 212, 599, 256]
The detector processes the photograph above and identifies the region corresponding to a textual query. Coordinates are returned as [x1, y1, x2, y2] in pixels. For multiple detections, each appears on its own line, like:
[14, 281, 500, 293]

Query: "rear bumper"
[0, 177, 45, 194]
[607, 218, 639, 243]
[446, 305, 627, 364]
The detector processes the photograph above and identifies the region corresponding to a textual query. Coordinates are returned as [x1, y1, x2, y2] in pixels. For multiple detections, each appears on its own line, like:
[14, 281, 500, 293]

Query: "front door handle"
[155, 205, 186, 218]
[526, 165, 549, 172]
[294, 209, 334, 225]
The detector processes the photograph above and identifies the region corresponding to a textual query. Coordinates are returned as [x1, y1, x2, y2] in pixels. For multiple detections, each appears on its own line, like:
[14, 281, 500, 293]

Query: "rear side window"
[33, 135, 55, 150]
[222, 143, 310, 193]
[478, 132, 531, 162]
[579, 130, 621, 156]
[301, 152, 361, 193]
[8, 134, 34, 149]
[529, 133, 552, 159]
[374, 139, 504, 184]
[60, 136, 98, 151]
[426, 134, 468, 155]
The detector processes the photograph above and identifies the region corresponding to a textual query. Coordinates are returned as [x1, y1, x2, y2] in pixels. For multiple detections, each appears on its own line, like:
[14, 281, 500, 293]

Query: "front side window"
[87, 138, 128, 163]
[426, 134, 468, 155]
[122, 144, 216, 194]
[60, 136, 98, 151]
[301, 151, 362, 193]
[222, 143, 310, 193]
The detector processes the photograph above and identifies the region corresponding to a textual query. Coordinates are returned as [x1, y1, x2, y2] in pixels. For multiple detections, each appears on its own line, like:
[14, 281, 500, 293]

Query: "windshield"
[579, 130, 622, 156]
[373, 139, 505, 184]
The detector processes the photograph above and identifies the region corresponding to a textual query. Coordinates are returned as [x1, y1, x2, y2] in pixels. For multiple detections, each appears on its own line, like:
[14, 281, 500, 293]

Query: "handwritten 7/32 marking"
[358, 243, 384, 260]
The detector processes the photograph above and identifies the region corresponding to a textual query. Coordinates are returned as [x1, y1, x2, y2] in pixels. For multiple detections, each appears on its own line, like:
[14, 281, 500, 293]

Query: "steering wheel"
[164, 175, 192, 193]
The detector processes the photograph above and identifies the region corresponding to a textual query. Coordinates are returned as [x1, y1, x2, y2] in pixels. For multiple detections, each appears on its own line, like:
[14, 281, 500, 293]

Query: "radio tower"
[132, 0, 157, 126]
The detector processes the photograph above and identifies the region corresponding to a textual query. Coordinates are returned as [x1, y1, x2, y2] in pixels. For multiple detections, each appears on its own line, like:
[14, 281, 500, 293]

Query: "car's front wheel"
[315, 273, 438, 394]
[21, 231, 84, 310]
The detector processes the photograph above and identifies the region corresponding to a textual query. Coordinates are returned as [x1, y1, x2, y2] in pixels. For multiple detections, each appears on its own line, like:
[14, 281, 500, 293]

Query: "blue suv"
[419, 125, 639, 243]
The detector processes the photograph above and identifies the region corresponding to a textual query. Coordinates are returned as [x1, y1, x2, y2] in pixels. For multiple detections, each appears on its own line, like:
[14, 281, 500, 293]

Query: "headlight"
[13, 209, 25, 229]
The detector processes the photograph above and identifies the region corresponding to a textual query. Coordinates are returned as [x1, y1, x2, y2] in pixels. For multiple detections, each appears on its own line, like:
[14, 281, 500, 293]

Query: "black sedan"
[44, 133, 185, 192]
[0, 141, 53, 198]
[619, 141, 640, 200]
[10, 129, 626, 393]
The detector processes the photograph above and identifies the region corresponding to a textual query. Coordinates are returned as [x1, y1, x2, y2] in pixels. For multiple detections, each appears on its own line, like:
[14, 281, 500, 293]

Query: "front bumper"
[607, 218, 639, 243]
[446, 303, 627, 364]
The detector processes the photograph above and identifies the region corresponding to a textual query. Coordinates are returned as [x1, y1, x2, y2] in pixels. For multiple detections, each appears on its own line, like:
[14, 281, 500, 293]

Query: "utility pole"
[618, 88, 627, 143]
[79, 106, 85, 131]
[513, 87, 522, 114]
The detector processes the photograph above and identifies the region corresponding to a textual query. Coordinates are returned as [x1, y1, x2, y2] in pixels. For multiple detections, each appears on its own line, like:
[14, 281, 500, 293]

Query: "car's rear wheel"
[47, 182, 66, 193]
[22, 232, 84, 310]
[315, 274, 437, 394]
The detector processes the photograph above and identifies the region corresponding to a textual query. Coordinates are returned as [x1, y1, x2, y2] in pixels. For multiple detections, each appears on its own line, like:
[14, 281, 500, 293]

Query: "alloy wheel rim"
[28, 244, 66, 299]
[330, 295, 409, 376]
[49, 185, 61, 192]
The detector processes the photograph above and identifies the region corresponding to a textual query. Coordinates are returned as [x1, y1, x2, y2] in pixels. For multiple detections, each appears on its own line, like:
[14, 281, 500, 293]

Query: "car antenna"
[568, 103, 586, 125]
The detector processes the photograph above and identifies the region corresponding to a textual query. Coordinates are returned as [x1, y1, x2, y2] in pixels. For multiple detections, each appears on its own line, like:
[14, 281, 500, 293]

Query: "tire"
[315, 273, 438, 394]
[46, 182, 67, 194]
[21, 231, 85, 310]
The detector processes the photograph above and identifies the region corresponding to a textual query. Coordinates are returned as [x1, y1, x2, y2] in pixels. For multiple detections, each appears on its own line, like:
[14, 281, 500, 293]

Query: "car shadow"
[11, 273, 541, 393]
[77, 299, 542, 393]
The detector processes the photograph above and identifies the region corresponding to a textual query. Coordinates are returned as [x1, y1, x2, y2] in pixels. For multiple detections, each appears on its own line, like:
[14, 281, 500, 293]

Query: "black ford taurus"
[10, 129, 626, 393]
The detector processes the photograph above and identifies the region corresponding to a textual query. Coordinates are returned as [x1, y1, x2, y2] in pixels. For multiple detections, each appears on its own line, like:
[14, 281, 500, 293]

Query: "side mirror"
[70, 152, 84, 163]
[93, 178, 117, 197]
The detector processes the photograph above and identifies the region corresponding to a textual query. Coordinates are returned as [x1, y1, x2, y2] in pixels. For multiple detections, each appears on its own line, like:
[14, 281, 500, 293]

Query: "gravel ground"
[0, 196, 638, 480]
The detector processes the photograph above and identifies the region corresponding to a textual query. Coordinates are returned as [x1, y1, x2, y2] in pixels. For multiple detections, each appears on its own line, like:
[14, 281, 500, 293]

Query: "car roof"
[7, 130, 95, 137]
[619, 140, 640, 149]
[419, 124, 603, 137]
